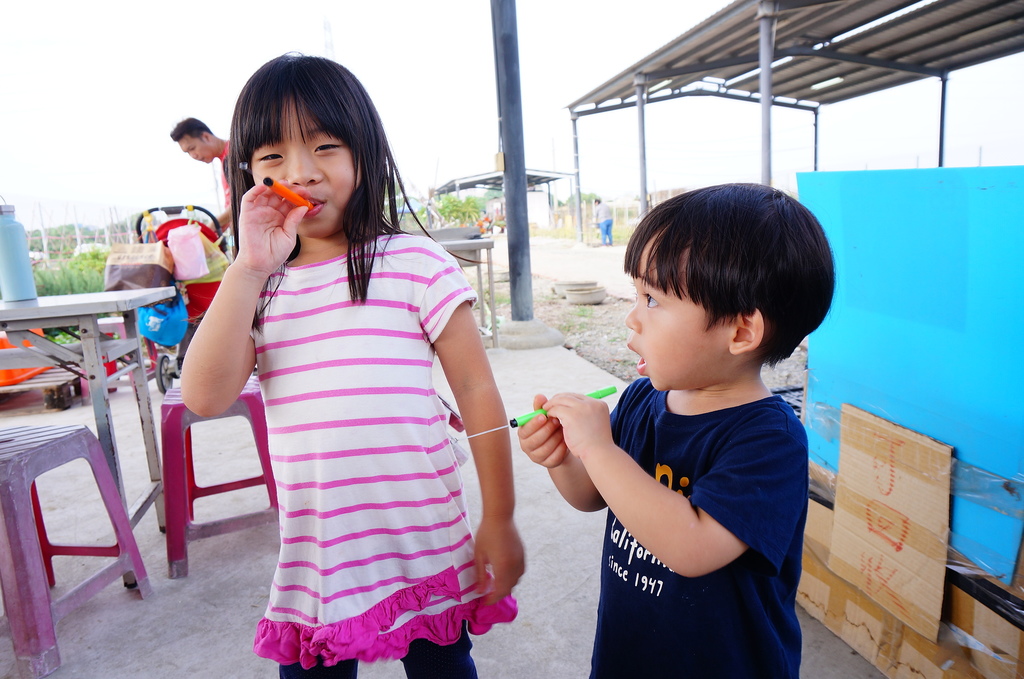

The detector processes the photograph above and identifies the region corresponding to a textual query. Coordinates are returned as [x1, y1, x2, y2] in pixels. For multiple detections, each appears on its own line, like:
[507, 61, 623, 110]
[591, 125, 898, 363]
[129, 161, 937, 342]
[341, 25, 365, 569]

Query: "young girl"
[181, 54, 523, 678]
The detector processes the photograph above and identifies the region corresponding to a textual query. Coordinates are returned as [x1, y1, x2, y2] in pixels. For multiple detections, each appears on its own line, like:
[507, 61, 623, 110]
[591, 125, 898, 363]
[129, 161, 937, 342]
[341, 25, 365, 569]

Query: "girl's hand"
[473, 515, 525, 605]
[516, 393, 571, 468]
[233, 181, 308, 276]
[537, 392, 614, 463]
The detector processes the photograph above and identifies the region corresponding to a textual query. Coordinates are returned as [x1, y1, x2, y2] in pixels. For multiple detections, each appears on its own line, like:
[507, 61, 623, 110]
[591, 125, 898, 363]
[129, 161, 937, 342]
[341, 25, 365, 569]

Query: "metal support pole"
[938, 73, 948, 167]
[758, 1, 777, 186]
[635, 75, 649, 213]
[491, 0, 533, 321]
[571, 113, 584, 242]
[813, 106, 819, 171]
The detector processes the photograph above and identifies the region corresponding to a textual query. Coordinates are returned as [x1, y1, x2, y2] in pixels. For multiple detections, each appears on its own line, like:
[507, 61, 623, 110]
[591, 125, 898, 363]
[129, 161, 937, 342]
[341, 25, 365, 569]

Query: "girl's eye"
[645, 294, 658, 308]
[255, 153, 281, 163]
[315, 144, 340, 153]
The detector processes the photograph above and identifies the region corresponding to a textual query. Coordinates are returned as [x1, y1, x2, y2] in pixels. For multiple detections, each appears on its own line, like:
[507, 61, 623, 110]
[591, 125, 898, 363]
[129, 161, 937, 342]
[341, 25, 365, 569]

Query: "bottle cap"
[0, 205, 15, 215]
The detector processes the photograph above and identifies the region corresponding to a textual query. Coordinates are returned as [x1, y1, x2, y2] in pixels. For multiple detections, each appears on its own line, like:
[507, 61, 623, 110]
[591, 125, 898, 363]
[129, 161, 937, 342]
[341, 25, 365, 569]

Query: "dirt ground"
[491, 273, 808, 391]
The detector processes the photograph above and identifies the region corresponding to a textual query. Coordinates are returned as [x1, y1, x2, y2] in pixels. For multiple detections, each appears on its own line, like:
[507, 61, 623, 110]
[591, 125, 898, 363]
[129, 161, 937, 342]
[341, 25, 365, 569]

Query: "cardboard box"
[800, 498, 1024, 678]
[829, 405, 952, 641]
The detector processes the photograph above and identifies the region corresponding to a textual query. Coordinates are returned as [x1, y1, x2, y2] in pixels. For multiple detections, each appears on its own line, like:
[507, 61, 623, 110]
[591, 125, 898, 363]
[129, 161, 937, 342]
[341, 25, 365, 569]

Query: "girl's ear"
[728, 309, 765, 356]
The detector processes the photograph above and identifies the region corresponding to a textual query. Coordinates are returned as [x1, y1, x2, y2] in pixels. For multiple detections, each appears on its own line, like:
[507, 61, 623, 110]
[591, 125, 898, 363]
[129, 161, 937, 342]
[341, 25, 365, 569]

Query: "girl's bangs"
[240, 96, 331, 156]
[237, 65, 341, 151]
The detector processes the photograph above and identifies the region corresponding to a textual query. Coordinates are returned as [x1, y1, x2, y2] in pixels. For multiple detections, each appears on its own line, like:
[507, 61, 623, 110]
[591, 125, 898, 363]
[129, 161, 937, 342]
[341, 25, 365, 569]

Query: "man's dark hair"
[169, 118, 213, 142]
[624, 183, 835, 366]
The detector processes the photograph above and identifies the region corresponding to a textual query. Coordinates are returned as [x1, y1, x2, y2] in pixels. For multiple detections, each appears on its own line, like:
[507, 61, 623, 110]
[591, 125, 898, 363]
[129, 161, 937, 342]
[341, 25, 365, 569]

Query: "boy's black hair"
[624, 183, 835, 366]
[229, 53, 412, 320]
[169, 117, 213, 142]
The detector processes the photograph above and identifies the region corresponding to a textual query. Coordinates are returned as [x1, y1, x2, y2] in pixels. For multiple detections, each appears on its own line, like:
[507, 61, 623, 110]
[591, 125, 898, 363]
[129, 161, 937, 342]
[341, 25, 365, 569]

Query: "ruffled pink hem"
[253, 568, 517, 669]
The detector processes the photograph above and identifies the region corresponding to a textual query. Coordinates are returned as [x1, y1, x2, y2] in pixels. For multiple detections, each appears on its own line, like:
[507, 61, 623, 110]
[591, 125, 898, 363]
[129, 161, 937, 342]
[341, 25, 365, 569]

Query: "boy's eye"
[645, 294, 658, 308]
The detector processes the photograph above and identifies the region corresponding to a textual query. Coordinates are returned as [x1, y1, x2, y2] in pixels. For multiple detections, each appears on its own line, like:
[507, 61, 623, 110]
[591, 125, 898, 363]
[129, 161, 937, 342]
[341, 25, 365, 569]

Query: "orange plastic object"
[0, 331, 50, 387]
[262, 177, 314, 210]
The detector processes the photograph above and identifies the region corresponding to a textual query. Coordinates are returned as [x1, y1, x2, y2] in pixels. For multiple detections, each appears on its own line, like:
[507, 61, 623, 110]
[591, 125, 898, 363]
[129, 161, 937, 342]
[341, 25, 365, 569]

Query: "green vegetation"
[34, 267, 104, 296]
[67, 247, 109, 276]
[530, 222, 633, 245]
[572, 305, 594, 318]
[433, 194, 485, 226]
[28, 223, 116, 261]
[552, 303, 592, 334]
[33, 247, 109, 296]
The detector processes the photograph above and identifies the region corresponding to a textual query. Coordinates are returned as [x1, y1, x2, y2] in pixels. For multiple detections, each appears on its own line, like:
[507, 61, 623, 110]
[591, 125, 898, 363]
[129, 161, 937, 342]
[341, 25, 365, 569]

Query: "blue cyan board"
[797, 166, 1024, 584]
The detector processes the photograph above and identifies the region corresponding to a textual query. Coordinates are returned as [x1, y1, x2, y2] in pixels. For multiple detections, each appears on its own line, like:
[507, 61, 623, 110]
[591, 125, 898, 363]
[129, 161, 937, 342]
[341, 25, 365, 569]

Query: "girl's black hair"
[229, 54, 416, 327]
[624, 183, 835, 366]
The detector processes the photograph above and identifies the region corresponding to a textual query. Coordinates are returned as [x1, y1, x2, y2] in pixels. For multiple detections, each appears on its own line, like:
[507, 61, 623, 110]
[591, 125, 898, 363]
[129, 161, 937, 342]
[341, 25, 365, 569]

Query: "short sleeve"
[689, 415, 808, 575]
[415, 241, 477, 343]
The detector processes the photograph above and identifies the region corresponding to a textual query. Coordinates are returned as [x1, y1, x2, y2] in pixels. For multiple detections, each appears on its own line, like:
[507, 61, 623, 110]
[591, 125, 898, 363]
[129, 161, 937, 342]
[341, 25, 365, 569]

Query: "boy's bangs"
[626, 227, 690, 299]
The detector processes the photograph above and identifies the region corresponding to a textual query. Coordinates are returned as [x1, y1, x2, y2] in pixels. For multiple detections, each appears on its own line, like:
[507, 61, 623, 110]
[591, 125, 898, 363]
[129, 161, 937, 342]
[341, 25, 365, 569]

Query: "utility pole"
[491, 0, 532, 322]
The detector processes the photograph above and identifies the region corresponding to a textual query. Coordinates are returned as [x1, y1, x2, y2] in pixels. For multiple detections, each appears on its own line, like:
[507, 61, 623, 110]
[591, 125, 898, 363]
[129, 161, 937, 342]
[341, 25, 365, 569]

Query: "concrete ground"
[0, 234, 882, 678]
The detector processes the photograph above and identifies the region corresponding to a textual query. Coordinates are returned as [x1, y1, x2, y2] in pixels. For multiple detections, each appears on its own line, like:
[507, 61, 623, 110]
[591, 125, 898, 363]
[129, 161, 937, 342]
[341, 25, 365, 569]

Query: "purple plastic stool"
[160, 376, 277, 579]
[0, 425, 151, 679]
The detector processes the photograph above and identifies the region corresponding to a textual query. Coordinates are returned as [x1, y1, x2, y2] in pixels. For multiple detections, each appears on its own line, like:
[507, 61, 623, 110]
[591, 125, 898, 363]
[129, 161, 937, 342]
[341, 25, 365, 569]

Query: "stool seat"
[161, 376, 277, 578]
[0, 425, 150, 679]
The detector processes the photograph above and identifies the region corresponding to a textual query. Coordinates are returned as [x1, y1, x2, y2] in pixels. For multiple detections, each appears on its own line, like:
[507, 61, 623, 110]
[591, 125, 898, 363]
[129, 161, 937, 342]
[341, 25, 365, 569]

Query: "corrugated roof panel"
[569, 0, 1024, 113]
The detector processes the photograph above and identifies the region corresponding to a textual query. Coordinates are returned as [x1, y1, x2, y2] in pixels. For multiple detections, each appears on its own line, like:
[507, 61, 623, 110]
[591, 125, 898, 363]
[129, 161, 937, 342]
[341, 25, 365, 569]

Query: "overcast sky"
[2, 0, 1021, 230]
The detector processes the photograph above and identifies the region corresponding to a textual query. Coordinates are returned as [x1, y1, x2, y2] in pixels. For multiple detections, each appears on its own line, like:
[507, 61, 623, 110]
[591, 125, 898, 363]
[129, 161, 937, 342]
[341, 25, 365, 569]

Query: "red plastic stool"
[0, 425, 151, 679]
[160, 376, 277, 579]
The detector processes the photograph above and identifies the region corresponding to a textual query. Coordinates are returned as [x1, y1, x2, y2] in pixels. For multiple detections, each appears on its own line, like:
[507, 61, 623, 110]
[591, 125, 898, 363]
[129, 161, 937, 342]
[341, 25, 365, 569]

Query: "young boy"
[518, 183, 835, 678]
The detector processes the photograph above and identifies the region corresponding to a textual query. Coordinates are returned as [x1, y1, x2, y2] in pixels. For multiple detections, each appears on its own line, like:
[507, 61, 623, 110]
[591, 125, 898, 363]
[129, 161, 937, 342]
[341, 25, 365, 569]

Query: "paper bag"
[104, 242, 175, 291]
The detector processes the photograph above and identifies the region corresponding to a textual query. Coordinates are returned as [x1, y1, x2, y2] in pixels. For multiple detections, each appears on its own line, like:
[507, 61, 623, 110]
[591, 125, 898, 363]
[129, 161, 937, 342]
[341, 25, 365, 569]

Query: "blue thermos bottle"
[0, 204, 38, 302]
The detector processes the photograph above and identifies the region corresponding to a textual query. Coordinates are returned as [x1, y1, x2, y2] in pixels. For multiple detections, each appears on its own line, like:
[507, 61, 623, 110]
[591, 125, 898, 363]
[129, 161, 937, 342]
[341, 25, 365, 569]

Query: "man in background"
[170, 118, 232, 239]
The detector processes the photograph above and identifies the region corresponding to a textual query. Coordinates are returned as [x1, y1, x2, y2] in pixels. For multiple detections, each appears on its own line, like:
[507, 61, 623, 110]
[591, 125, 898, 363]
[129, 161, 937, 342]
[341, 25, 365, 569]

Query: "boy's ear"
[728, 309, 765, 356]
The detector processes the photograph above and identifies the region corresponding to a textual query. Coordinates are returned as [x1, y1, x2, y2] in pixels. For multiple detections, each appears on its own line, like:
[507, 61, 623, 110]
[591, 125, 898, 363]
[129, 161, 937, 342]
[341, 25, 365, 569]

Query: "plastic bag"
[138, 291, 188, 347]
[182, 235, 229, 284]
[167, 225, 209, 281]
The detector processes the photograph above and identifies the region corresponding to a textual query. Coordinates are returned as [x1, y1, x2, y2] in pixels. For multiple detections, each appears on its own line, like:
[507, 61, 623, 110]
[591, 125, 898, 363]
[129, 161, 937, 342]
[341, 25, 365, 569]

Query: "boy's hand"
[539, 392, 614, 462]
[473, 515, 525, 605]
[234, 182, 307, 276]
[517, 393, 571, 468]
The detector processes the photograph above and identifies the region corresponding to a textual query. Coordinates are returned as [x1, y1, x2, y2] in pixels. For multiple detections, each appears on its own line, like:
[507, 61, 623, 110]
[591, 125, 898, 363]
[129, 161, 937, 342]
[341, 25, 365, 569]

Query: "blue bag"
[138, 291, 188, 347]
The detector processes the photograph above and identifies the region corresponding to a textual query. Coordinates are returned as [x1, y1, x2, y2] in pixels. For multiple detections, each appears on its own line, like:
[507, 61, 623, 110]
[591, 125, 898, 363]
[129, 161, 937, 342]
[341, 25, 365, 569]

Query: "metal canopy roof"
[569, 0, 1024, 115]
[433, 169, 575, 196]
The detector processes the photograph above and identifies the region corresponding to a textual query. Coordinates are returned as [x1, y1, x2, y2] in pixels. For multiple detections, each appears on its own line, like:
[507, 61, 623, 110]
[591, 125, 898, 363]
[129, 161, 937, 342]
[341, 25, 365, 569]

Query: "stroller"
[133, 205, 226, 393]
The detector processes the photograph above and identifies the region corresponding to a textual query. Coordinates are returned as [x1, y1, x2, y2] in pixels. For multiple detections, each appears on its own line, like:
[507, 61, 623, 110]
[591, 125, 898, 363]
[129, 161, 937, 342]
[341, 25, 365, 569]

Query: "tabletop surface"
[439, 238, 494, 252]
[0, 287, 176, 322]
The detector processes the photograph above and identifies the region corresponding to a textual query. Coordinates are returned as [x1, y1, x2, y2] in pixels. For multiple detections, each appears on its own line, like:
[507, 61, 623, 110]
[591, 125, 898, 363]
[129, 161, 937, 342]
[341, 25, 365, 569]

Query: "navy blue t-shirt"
[591, 379, 808, 679]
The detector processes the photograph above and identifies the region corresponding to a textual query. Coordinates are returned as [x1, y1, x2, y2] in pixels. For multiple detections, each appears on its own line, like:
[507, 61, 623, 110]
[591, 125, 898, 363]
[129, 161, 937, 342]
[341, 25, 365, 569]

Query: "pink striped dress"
[250, 234, 516, 669]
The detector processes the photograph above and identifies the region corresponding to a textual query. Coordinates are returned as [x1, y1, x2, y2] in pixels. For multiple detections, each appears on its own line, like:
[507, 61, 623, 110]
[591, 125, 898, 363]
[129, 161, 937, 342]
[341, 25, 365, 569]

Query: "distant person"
[518, 183, 835, 678]
[169, 118, 233, 238]
[595, 198, 613, 246]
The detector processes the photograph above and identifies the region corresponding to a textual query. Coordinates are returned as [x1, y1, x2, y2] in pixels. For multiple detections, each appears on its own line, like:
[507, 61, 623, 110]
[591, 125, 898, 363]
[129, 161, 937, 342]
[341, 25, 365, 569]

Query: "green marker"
[509, 386, 617, 428]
